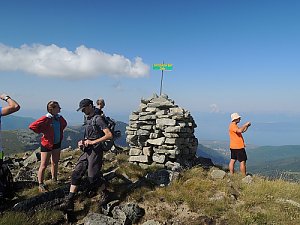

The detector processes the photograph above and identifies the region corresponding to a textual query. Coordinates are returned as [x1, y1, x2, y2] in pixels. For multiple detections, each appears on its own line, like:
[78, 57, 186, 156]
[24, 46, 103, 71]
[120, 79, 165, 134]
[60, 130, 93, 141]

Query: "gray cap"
[77, 99, 93, 111]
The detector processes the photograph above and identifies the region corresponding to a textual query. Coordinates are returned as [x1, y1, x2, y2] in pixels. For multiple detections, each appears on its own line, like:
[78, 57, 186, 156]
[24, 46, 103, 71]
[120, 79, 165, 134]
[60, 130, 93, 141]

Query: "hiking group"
[0, 95, 117, 205]
[0, 93, 252, 211]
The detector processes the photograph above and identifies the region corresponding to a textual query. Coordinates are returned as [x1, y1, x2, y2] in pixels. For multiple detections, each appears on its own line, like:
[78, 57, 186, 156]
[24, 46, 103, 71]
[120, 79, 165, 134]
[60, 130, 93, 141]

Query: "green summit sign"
[153, 63, 173, 71]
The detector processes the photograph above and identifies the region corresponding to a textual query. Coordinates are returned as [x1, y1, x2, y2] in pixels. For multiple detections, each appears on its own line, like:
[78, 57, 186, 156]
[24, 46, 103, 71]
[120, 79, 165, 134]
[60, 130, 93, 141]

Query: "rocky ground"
[1, 146, 218, 225]
[2, 146, 298, 225]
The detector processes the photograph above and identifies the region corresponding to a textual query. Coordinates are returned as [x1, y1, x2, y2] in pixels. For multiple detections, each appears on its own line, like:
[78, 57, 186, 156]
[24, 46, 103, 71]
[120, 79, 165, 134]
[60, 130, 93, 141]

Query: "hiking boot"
[38, 184, 49, 193]
[61, 198, 74, 212]
[65, 199, 74, 212]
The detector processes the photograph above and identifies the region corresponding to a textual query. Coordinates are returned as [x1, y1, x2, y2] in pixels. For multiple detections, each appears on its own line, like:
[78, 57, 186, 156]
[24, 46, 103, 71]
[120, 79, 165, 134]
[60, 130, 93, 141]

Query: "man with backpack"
[82, 97, 120, 152]
[0, 93, 20, 199]
[95, 97, 121, 153]
[65, 99, 112, 212]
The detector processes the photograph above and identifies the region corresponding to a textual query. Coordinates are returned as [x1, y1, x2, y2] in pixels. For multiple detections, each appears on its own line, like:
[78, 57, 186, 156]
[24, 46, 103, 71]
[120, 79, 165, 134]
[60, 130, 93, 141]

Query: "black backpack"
[0, 163, 15, 200]
[91, 115, 121, 151]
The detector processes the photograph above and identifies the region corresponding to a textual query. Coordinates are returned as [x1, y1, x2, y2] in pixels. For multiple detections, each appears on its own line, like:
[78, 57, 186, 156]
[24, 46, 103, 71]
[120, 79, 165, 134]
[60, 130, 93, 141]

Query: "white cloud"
[0, 43, 150, 79]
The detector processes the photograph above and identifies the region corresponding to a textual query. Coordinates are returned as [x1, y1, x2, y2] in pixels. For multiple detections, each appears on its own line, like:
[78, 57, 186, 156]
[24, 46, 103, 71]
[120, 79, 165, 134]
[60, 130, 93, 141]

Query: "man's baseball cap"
[77, 99, 93, 111]
[231, 112, 241, 122]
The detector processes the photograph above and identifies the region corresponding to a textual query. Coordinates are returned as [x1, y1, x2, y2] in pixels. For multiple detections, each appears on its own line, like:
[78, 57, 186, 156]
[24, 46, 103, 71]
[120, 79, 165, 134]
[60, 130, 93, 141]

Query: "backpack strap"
[91, 114, 101, 132]
[82, 114, 102, 140]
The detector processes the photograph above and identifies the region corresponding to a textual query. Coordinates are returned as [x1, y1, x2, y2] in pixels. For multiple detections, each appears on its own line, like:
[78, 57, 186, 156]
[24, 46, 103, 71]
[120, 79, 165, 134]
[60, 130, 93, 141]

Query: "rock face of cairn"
[126, 94, 198, 168]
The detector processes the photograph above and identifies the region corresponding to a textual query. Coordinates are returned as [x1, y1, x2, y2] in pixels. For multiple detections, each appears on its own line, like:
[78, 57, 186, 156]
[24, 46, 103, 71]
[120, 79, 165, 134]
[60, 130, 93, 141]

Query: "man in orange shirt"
[228, 113, 251, 176]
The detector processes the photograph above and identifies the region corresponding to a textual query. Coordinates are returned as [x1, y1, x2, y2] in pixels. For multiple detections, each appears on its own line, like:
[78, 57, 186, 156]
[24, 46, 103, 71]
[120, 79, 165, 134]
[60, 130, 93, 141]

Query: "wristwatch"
[4, 96, 11, 101]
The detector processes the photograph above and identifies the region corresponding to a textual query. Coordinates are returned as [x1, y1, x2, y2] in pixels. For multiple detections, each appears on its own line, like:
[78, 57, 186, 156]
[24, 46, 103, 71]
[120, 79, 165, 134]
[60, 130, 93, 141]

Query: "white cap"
[231, 113, 241, 122]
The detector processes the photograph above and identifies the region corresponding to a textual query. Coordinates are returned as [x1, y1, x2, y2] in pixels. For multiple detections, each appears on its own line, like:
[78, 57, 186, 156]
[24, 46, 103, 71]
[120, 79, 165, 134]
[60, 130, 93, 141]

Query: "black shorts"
[41, 143, 61, 152]
[230, 148, 247, 162]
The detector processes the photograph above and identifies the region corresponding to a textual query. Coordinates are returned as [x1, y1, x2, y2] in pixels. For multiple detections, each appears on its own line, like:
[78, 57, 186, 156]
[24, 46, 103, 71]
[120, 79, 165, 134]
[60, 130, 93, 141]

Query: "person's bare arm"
[84, 128, 113, 146]
[237, 122, 251, 133]
[0, 94, 20, 116]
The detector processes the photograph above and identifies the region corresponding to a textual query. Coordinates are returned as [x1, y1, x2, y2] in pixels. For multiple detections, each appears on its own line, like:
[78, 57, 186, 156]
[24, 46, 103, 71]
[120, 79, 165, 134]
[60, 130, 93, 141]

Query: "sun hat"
[231, 112, 241, 122]
[77, 99, 93, 111]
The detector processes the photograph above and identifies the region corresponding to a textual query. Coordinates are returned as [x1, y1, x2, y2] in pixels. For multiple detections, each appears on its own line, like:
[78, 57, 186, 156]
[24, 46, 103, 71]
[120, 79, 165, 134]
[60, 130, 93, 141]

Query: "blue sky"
[1, 0, 300, 145]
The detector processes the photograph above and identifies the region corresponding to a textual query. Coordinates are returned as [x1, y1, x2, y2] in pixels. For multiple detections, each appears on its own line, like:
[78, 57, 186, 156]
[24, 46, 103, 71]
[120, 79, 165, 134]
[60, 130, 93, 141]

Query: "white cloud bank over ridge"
[0, 43, 150, 79]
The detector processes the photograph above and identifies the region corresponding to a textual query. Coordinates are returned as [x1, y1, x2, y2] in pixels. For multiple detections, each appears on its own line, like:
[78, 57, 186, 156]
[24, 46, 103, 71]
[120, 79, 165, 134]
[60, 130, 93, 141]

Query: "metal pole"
[160, 69, 164, 96]
[159, 60, 164, 96]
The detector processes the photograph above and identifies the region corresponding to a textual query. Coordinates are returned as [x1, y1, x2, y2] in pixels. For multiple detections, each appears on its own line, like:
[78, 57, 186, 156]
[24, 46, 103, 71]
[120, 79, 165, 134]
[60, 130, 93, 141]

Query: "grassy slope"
[247, 146, 300, 176]
[247, 146, 300, 180]
[140, 168, 300, 225]
[2, 131, 23, 154]
[1, 151, 300, 225]
[248, 145, 300, 163]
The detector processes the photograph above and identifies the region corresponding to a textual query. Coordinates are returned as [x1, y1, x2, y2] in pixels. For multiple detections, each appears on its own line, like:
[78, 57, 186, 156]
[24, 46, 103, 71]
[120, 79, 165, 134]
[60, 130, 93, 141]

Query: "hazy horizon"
[9, 107, 300, 147]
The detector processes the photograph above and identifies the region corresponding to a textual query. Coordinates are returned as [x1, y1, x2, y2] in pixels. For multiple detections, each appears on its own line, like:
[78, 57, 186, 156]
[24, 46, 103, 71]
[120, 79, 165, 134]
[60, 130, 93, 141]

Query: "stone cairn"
[126, 94, 198, 168]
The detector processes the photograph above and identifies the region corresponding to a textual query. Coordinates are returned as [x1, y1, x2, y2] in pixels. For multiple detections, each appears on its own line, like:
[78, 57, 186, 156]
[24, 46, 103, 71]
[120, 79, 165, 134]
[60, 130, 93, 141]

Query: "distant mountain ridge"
[2, 116, 300, 181]
[1, 115, 35, 130]
[197, 140, 300, 181]
[247, 145, 300, 181]
[1, 115, 128, 154]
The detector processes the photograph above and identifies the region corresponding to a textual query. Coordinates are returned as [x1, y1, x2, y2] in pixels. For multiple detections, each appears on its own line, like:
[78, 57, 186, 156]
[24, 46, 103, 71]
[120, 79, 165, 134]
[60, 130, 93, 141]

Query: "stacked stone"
[126, 94, 198, 168]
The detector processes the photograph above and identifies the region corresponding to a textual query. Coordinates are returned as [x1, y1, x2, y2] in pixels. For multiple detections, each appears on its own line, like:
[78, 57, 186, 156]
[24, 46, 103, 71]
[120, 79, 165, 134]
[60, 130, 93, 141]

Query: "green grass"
[129, 167, 300, 224]
[229, 178, 300, 225]
[151, 167, 231, 214]
[0, 210, 64, 225]
[116, 160, 147, 180]
[3, 150, 300, 225]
